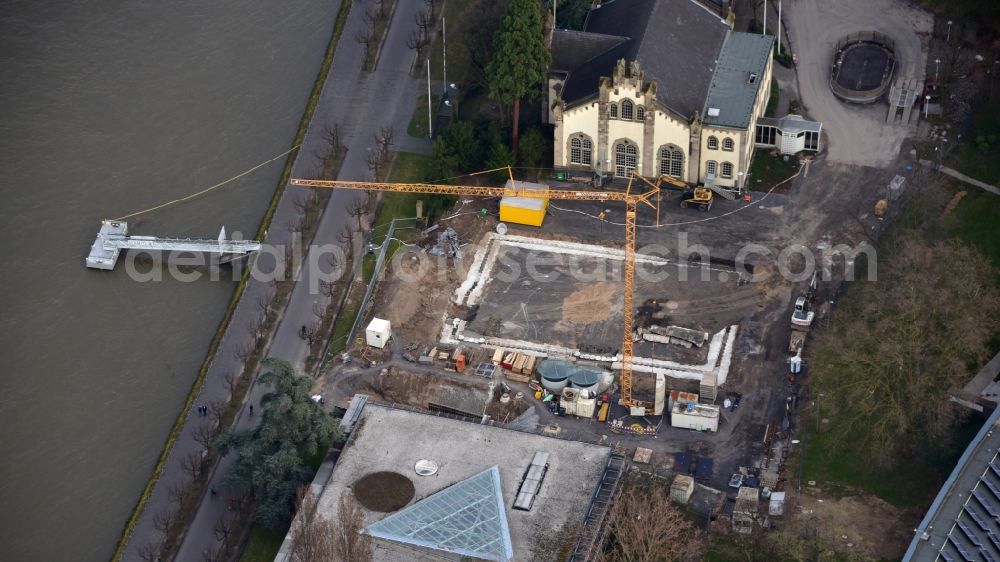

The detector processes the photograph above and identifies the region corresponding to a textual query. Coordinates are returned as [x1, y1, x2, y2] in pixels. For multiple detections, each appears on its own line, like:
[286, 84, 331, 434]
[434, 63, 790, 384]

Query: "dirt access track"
[785, 0, 932, 166]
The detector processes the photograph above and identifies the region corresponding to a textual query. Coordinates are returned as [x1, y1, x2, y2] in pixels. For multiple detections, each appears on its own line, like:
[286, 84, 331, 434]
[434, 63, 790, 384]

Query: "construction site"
[291, 165, 844, 544]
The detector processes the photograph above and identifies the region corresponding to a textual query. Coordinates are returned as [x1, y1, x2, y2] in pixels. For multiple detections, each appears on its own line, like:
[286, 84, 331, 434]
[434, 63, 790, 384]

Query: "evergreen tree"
[486, 0, 551, 156]
[215, 358, 339, 529]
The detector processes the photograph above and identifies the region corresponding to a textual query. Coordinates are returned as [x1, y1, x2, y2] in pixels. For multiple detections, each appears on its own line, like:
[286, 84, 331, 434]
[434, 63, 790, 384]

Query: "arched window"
[620, 98, 634, 120]
[614, 140, 638, 178]
[635, 106, 645, 121]
[569, 135, 593, 166]
[721, 161, 734, 178]
[706, 160, 718, 177]
[609, 102, 618, 119]
[722, 137, 735, 151]
[707, 136, 719, 150]
[658, 145, 684, 178]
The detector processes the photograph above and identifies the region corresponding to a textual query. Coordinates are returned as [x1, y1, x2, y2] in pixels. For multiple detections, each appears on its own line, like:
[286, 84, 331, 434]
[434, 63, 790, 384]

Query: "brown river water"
[0, 0, 336, 558]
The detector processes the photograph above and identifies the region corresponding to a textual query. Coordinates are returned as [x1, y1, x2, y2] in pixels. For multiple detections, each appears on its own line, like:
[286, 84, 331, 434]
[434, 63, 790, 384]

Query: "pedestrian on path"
[249, 404, 253, 416]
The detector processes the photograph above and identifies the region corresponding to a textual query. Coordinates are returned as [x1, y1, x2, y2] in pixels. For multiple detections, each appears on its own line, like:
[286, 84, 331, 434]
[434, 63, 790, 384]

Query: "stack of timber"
[492, 347, 537, 382]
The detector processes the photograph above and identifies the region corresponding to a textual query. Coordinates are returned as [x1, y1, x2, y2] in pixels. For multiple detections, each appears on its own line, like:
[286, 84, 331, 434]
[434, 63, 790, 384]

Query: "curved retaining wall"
[830, 31, 897, 104]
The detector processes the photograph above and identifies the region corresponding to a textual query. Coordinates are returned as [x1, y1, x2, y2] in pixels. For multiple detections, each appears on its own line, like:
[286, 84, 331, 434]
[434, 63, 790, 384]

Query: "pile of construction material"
[427, 227, 462, 258]
[639, 325, 709, 348]
[419, 345, 469, 373]
[491, 348, 538, 383]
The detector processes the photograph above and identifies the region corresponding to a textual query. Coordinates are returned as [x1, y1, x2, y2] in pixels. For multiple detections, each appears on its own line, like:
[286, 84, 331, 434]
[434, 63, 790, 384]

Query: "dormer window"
[749, 72, 758, 84]
[620, 98, 634, 120]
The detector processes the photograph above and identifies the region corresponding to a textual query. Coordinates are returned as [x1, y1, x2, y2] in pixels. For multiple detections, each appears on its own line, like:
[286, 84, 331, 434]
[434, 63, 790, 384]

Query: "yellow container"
[499, 195, 548, 227]
[534, 390, 543, 400]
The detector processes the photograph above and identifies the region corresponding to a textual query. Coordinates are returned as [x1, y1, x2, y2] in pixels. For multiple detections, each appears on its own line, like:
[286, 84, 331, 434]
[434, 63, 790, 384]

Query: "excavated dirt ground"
[796, 492, 916, 560]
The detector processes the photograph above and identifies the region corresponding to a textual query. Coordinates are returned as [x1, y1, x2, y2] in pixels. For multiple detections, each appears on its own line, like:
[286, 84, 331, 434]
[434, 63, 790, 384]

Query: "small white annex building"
[754, 114, 822, 155]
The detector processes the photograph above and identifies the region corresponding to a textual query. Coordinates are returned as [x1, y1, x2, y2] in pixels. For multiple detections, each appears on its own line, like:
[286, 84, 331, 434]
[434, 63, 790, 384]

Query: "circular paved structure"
[353, 471, 415, 512]
[830, 31, 896, 104]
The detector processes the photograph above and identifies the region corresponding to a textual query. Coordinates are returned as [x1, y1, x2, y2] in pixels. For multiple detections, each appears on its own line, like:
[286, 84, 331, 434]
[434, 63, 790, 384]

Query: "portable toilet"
[365, 318, 392, 348]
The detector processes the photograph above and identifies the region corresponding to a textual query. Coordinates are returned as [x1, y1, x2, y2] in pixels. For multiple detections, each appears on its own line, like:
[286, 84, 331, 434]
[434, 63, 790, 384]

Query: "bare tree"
[361, 6, 376, 26]
[167, 478, 190, 504]
[200, 545, 224, 562]
[415, 10, 433, 43]
[289, 488, 337, 561]
[193, 423, 217, 449]
[286, 216, 306, 234]
[301, 320, 322, 347]
[355, 27, 374, 59]
[597, 476, 704, 562]
[152, 507, 176, 534]
[423, 0, 436, 13]
[180, 451, 204, 479]
[234, 342, 255, 363]
[337, 224, 354, 245]
[321, 121, 342, 154]
[208, 399, 227, 425]
[375, 126, 394, 153]
[256, 284, 275, 316]
[293, 192, 312, 216]
[406, 29, 426, 54]
[223, 369, 240, 395]
[348, 196, 368, 232]
[213, 514, 235, 545]
[245, 318, 263, 345]
[333, 491, 373, 562]
[136, 540, 163, 562]
[811, 233, 1000, 466]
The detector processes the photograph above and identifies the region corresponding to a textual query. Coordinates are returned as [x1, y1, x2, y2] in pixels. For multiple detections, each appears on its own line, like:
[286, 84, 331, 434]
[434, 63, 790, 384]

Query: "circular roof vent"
[414, 459, 439, 476]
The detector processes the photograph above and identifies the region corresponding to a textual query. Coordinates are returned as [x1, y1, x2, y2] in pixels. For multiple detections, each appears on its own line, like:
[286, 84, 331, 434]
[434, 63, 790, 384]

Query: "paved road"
[124, 1, 433, 560]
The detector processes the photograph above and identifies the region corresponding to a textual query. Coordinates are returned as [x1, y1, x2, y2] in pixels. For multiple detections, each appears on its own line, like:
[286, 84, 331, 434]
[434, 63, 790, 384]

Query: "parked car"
[728, 473, 744, 489]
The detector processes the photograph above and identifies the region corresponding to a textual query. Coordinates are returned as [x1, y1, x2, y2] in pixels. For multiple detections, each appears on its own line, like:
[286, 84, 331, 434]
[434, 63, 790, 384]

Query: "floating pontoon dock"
[86, 220, 262, 270]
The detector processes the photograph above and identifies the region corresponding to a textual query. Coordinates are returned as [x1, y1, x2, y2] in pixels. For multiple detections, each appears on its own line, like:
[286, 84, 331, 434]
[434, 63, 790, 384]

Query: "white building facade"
[548, 0, 774, 192]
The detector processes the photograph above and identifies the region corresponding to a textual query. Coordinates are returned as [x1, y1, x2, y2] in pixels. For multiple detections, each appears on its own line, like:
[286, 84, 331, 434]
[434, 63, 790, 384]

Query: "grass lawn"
[749, 150, 799, 191]
[428, 0, 473, 82]
[328, 152, 434, 356]
[802, 422, 944, 507]
[406, 93, 439, 138]
[944, 187, 1000, 269]
[765, 76, 779, 117]
[950, 102, 1000, 185]
[803, 413, 982, 508]
[240, 525, 285, 562]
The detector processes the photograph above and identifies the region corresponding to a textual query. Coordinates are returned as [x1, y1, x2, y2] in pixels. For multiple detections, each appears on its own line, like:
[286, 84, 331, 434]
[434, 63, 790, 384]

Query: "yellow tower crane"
[289, 170, 661, 409]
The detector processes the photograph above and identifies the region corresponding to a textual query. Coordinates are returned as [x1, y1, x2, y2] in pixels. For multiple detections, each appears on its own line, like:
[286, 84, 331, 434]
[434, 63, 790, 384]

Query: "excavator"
[653, 174, 714, 212]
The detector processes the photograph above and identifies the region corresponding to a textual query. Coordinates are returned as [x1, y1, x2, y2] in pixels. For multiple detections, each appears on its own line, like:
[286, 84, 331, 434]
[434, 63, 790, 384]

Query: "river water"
[0, 1, 336, 559]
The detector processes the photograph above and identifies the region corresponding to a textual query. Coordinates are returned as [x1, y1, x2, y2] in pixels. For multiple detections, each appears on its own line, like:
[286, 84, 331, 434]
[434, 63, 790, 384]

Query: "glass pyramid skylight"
[364, 465, 513, 561]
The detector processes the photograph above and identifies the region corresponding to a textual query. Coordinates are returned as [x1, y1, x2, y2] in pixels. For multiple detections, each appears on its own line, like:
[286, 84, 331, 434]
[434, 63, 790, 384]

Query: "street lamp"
[934, 58, 941, 82]
[925, 95, 931, 118]
[946, 20, 953, 43]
